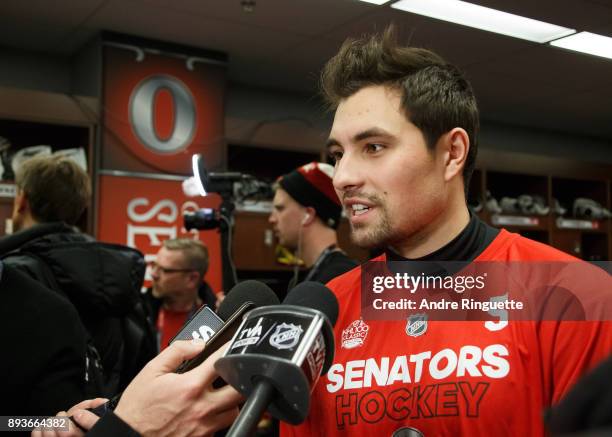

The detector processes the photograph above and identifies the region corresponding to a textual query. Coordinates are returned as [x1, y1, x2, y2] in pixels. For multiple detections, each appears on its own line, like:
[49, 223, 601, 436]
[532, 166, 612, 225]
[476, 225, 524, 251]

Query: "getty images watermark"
[360, 261, 612, 322]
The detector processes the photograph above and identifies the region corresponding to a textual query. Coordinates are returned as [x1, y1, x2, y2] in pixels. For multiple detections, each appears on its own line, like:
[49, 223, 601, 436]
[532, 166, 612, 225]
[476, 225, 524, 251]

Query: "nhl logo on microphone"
[269, 323, 304, 350]
[405, 313, 428, 337]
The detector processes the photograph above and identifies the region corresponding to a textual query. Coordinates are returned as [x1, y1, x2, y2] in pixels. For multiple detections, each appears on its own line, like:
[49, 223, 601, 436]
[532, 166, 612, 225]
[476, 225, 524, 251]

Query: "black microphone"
[215, 281, 339, 437]
[175, 280, 280, 373]
[171, 279, 279, 346]
[169, 305, 224, 343]
[217, 280, 279, 321]
[90, 280, 279, 416]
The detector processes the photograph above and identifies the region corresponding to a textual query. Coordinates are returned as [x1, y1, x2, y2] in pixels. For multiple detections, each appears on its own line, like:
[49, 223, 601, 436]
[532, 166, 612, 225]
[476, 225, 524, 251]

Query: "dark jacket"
[0, 261, 87, 416]
[87, 411, 140, 436]
[306, 250, 359, 285]
[0, 222, 156, 395]
[546, 352, 612, 435]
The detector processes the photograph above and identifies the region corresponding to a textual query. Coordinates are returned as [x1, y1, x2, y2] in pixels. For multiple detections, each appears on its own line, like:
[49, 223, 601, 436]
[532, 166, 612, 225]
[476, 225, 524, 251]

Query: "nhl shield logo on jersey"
[405, 313, 428, 337]
[341, 319, 370, 349]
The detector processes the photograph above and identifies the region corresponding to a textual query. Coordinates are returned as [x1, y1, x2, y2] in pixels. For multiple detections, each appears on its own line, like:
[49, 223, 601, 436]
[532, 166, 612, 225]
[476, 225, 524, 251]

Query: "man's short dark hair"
[15, 155, 91, 225]
[320, 26, 479, 193]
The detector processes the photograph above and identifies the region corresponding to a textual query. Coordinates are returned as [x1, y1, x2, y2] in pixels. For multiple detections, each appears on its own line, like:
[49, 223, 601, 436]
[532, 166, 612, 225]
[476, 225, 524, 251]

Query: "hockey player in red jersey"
[281, 26, 612, 437]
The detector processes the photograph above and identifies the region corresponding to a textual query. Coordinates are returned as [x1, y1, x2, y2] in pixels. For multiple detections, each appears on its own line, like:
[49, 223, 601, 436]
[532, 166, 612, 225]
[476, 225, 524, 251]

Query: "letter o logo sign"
[129, 75, 196, 154]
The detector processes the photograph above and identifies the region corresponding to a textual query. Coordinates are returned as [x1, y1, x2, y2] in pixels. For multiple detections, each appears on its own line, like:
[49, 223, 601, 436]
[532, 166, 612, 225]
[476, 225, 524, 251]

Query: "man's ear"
[301, 207, 316, 226]
[443, 128, 470, 183]
[187, 271, 201, 288]
[14, 190, 28, 213]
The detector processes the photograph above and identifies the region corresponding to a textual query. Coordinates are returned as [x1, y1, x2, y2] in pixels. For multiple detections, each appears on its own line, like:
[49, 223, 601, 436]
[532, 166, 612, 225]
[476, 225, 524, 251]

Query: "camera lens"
[183, 208, 220, 231]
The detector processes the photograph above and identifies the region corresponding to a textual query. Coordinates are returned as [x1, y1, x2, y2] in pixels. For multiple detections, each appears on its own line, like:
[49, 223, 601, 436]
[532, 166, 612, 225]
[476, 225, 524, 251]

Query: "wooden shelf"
[471, 163, 612, 260]
[489, 213, 550, 231]
[555, 217, 609, 233]
[0, 87, 97, 235]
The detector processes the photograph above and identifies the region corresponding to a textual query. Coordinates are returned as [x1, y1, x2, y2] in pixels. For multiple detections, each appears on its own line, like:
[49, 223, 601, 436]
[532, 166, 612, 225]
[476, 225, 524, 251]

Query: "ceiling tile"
[475, 45, 612, 93]
[0, 0, 610, 140]
[133, 0, 374, 37]
[88, 0, 305, 58]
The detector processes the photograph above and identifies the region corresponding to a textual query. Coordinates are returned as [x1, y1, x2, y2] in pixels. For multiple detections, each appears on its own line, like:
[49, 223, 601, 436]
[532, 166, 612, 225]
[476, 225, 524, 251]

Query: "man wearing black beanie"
[269, 162, 358, 288]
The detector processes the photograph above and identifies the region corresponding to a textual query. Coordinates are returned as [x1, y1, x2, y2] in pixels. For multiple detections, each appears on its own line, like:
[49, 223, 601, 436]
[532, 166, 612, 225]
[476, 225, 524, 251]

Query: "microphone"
[169, 305, 224, 343]
[215, 281, 339, 437]
[171, 278, 279, 345]
[90, 280, 279, 416]
[175, 280, 280, 373]
[217, 280, 279, 321]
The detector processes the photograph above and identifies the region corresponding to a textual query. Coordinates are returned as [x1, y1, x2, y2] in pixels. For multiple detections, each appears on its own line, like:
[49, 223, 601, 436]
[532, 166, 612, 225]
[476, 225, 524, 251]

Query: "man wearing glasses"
[146, 238, 217, 351]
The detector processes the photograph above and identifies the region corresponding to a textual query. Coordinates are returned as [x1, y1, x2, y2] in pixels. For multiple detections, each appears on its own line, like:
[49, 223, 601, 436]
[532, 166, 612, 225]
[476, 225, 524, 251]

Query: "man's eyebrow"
[354, 127, 393, 142]
[326, 137, 340, 150]
[326, 127, 394, 150]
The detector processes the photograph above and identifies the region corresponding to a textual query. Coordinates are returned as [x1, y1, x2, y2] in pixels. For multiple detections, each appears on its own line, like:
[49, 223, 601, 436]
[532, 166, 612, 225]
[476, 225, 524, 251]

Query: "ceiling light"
[550, 32, 612, 60]
[240, 0, 256, 13]
[357, 0, 392, 5]
[391, 0, 575, 43]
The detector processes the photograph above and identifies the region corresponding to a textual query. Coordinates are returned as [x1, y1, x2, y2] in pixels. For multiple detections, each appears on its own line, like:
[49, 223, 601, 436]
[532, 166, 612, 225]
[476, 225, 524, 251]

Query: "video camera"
[183, 154, 272, 231]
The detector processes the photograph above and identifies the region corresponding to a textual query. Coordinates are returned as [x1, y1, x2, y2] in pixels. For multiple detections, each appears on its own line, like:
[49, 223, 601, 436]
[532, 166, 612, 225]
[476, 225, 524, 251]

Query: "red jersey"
[281, 230, 612, 437]
[157, 307, 191, 351]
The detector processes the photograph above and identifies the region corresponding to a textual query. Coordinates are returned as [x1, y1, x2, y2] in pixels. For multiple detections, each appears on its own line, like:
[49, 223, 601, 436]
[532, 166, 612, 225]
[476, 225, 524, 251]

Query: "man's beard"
[349, 204, 393, 250]
[280, 237, 297, 253]
[152, 284, 165, 298]
[343, 191, 393, 250]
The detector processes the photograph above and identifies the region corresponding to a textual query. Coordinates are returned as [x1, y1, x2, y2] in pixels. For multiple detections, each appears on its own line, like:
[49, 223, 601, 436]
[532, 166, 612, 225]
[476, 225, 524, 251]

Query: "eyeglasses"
[149, 262, 195, 274]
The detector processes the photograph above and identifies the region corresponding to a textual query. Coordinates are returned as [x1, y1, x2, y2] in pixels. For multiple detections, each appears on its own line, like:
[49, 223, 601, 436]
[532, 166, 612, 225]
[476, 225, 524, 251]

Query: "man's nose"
[333, 153, 363, 196]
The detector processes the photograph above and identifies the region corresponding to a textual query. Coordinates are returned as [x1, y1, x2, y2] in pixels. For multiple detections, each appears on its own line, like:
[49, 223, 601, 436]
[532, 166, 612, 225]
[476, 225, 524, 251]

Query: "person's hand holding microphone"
[33, 340, 242, 437]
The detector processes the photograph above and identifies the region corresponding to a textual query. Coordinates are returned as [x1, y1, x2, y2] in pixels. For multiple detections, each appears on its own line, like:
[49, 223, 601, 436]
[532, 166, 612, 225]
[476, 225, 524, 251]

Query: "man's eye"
[366, 143, 384, 153]
[328, 150, 343, 162]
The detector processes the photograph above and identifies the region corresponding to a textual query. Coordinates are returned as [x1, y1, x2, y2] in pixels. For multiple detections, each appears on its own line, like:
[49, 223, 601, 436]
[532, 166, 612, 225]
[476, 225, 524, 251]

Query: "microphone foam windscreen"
[284, 281, 339, 326]
[217, 280, 280, 321]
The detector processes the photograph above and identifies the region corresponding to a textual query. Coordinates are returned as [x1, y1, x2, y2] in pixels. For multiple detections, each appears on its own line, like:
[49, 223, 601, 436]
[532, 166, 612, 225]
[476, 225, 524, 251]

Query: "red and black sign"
[101, 36, 227, 174]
